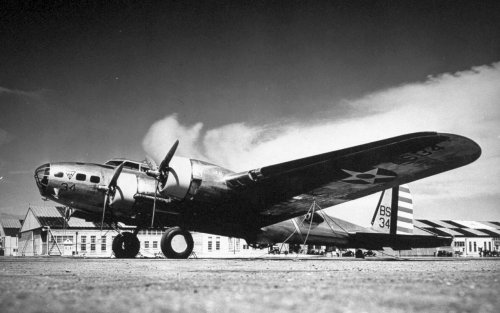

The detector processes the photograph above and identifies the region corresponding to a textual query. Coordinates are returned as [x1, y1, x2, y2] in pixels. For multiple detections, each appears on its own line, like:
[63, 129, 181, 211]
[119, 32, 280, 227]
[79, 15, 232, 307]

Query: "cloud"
[143, 62, 500, 203]
[142, 114, 205, 160]
[0, 86, 45, 99]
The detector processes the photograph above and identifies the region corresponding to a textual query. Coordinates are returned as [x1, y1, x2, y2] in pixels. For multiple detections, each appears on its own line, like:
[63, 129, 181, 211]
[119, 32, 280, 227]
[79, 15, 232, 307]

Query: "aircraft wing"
[224, 132, 481, 226]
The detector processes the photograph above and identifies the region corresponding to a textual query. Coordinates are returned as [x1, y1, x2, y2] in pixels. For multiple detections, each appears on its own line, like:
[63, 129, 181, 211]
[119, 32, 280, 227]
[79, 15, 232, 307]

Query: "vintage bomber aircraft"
[34, 132, 480, 258]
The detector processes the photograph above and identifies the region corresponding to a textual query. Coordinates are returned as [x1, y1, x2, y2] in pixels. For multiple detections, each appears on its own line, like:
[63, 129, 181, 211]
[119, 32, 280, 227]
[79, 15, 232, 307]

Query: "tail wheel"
[112, 232, 140, 258]
[161, 227, 194, 259]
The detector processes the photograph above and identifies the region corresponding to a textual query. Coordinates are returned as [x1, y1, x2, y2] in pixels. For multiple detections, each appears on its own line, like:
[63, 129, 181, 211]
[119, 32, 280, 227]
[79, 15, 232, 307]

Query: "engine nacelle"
[110, 171, 139, 210]
[160, 156, 193, 200]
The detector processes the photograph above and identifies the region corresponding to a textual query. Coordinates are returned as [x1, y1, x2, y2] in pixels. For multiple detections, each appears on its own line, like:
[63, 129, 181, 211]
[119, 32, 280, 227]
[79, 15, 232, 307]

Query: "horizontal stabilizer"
[350, 232, 452, 250]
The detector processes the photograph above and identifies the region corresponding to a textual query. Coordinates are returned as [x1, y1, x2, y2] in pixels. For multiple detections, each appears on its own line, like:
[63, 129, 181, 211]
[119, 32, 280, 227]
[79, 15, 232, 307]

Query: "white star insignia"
[341, 168, 396, 184]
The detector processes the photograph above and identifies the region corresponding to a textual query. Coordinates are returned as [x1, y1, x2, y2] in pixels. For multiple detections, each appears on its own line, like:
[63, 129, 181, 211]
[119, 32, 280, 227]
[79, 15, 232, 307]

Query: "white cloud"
[0, 86, 43, 99]
[142, 114, 205, 161]
[143, 62, 500, 218]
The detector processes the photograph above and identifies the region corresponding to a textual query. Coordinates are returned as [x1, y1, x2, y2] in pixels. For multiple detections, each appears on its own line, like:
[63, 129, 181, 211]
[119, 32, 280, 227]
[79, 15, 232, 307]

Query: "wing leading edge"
[225, 132, 481, 226]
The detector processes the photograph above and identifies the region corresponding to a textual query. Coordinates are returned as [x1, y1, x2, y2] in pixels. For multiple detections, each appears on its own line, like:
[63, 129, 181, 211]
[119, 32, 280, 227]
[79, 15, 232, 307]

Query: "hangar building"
[0, 218, 22, 256]
[414, 219, 500, 257]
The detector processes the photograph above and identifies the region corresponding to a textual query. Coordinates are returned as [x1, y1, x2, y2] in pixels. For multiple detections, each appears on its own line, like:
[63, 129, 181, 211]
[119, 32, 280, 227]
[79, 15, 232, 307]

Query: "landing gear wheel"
[355, 249, 365, 259]
[112, 232, 140, 258]
[161, 227, 194, 259]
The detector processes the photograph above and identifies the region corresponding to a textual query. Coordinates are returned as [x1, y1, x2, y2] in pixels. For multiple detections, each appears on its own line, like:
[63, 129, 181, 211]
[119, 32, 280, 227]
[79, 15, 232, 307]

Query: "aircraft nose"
[34, 163, 50, 195]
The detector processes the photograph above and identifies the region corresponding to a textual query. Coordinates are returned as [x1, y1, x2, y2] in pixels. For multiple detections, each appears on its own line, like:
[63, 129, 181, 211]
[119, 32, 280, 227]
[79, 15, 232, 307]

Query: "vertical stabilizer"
[371, 184, 413, 235]
[395, 185, 413, 235]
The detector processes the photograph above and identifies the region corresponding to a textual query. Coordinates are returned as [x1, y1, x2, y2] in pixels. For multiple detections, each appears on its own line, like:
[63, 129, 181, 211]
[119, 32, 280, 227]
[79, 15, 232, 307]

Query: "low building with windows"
[15, 206, 500, 258]
[0, 217, 22, 256]
[18, 206, 262, 258]
[19, 206, 119, 257]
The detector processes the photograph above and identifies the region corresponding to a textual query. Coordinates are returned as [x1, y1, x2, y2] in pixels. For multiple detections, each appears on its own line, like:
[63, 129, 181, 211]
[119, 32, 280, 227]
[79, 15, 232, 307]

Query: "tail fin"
[370, 184, 414, 235]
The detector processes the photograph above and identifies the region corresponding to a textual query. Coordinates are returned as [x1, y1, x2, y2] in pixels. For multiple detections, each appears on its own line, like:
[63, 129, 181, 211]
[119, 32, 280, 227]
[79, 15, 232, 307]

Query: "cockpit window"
[104, 159, 148, 172]
[76, 173, 86, 181]
[104, 160, 124, 167]
[90, 176, 100, 183]
[122, 161, 139, 171]
[54, 172, 64, 178]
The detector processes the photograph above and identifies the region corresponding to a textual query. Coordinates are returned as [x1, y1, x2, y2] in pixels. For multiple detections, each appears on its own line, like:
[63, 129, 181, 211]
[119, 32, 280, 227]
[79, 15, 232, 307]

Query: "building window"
[228, 238, 240, 252]
[473, 242, 477, 252]
[91, 236, 96, 252]
[54, 236, 73, 244]
[216, 237, 220, 250]
[153, 241, 158, 249]
[145, 241, 149, 248]
[489, 242, 492, 251]
[90, 176, 100, 183]
[208, 236, 212, 251]
[101, 236, 106, 251]
[76, 173, 86, 181]
[81, 236, 87, 251]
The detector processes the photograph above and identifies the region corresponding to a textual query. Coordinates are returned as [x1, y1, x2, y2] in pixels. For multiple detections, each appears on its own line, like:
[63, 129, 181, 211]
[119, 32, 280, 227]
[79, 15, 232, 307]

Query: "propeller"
[100, 162, 125, 231]
[147, 140, 179, 227]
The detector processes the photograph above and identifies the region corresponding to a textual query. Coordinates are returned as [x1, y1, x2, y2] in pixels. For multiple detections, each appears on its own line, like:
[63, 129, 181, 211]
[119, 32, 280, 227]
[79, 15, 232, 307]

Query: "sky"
[1, 1, 499, 225]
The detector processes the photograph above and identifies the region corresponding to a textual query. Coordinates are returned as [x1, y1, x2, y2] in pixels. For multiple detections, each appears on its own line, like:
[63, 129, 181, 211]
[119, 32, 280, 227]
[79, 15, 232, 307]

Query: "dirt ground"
[0, 257, 499, 313]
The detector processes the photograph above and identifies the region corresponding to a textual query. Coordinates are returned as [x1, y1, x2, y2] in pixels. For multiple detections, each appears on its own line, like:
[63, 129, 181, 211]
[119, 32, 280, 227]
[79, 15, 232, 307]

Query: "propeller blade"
[151, 179, 159, 228]
[101, 193, 109, 231]
[109, 162, 125, 189]
[159, 140, 179, 172]
[100, 162, 124, 232]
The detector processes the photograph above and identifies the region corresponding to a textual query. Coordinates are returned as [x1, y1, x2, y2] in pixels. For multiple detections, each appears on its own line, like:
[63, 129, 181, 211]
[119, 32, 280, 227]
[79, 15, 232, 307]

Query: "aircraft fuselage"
[34, 157, 246, 233]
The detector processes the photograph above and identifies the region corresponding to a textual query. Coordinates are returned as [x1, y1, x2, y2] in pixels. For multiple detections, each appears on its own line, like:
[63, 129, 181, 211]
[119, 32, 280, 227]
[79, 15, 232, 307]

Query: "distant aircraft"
[34, 132, 480, 258]
[256, 184, 452, 255]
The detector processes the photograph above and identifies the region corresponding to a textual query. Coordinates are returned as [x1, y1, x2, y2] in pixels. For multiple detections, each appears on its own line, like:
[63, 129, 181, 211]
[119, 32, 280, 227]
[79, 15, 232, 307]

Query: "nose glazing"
[34, 163, 50, 194]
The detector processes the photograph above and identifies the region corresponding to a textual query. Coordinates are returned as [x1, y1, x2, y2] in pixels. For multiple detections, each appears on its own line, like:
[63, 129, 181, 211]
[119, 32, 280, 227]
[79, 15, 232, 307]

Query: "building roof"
[0, 218, 22, 237]
[415, 220, 500, 238]
[0, 218, 22, 229]
[25, 206, 112, 230]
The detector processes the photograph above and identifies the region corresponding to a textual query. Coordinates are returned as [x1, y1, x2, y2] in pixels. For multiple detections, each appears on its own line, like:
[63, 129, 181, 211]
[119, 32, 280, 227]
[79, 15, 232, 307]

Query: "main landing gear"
[112, 232, 140, 258]
[111, 227, 194, 259]
[160, 227, 194, 259]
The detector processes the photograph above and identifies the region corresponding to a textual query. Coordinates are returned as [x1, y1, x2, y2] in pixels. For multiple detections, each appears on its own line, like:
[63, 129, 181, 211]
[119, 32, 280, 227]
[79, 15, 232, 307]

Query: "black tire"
[160, 227, 194, 259]
[112, 232, 140, 258]
[355, 249, 365, 259]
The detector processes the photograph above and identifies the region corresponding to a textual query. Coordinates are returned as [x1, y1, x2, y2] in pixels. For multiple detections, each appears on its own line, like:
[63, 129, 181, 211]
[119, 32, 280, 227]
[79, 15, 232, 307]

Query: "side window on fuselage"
[54, 172, 63, 178]
[90, 176, 100, 183]
[76, 173, 86, 181]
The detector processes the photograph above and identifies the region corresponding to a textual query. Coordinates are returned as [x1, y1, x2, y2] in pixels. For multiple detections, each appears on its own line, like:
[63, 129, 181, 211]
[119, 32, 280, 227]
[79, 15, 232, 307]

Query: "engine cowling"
[110, 171, 139, 210]
[160, 156, 193, 200]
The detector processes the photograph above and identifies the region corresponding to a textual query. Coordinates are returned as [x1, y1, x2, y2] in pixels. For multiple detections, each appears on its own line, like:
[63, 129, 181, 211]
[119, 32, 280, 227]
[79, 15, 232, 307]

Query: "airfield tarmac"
[0, 257, 499, 313]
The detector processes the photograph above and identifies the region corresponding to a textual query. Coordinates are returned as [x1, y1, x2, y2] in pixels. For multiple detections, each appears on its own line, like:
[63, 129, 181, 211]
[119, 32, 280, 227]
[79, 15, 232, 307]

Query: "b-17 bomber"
[34, 132, 481, 258]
